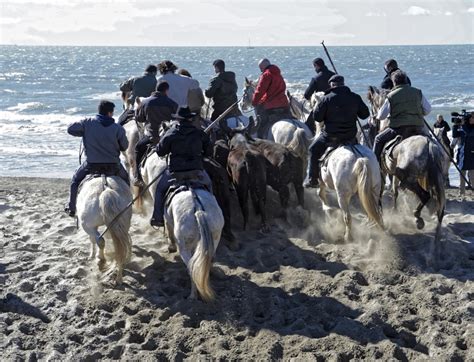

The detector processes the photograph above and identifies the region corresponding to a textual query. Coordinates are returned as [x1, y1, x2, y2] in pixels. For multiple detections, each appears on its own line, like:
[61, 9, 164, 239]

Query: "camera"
[451, 109, 472, 124]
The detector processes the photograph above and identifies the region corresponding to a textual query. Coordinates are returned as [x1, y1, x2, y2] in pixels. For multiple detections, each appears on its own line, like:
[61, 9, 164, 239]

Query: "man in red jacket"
[252, 58, 290, 138]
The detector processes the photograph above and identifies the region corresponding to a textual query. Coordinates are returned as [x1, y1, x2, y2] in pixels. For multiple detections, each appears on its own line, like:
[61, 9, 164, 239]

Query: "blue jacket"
[136, 92, 178, 138]
[304, 65, 335, 100]
[452, 124, 474, 170]
[68, 114, 128, 164]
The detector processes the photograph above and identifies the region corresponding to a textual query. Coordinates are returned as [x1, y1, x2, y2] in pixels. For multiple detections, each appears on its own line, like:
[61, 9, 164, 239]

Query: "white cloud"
[467, 8, 474, 13]
[444, 11, 453, 16]
[0, 17, 21, 25]
[365, 11, 387, 17]
[403, 6, 431, 16]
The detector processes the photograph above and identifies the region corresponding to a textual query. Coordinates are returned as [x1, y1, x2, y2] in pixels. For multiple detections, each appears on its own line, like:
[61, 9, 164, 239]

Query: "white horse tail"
[354, 157, 384, 229]
[189, 208, 215, 302]
[287, 127, 310, 160]
[99, 185, 132, 267]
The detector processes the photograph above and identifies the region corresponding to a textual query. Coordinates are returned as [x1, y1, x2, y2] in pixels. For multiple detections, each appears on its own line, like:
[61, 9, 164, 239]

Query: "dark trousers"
[152, 169, 212, 221]
[68, 161, 130, 212]
[307, 133, 332, 180]
[135, 135, 153, 177]
[373, 126, 425, 162]
[256, 107, 290, 138]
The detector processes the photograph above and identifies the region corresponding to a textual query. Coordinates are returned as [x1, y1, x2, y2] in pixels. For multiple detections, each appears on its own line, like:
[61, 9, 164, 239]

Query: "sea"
[0, 44, 473, 183]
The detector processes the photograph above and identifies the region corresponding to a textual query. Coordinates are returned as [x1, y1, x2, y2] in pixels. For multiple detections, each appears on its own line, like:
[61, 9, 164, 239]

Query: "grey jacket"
[68, 114, 128, 164]
[120, 72, 157, 104]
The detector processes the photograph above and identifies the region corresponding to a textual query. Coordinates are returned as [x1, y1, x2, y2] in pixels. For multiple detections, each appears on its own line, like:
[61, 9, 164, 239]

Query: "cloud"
[0, 17, 21, 25]
[444, 11, 453, 16]
[365, 11, 386, 17]
[403, 6, 431, 16]
[468, 8, 474, 13]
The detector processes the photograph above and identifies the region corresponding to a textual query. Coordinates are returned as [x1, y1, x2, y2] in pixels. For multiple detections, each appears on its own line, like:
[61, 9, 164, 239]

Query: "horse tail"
[189, 200, 215, 302]
[354, 157, 384, 229]
[99, 184, 132, 268]
[287, 128, 310, 161]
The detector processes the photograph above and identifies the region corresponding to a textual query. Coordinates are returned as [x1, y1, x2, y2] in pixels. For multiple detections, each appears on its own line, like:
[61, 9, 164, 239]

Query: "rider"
[150, 107, 213, 227]
[64, 100, 129, 217]
[133, 81, 178, 187]
[304, 57, 335, 100]
[434, 114, 452, 153]
[373, 70, 431, 164]
[157, 60, 202, 109]
[252, 58, 290, 138]
[303, 75, 370, 188]
[380, 59, 411, 90]
[119, 64, 158, 107]
[177, 69, 205, 115]
[205, 59, 242, 121]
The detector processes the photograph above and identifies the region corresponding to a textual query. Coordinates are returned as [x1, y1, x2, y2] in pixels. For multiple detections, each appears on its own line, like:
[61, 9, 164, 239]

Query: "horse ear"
[367, 86, 375, 102]
[244, 77, 250, 86]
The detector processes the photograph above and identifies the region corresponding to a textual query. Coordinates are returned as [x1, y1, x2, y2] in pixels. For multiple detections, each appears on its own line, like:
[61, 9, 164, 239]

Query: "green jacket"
[387, 84, 425, 128]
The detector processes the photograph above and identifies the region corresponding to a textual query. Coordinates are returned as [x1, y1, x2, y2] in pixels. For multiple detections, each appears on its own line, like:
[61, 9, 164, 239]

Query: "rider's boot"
[303, 160, 320, 188]
[133, 167, 145, 187]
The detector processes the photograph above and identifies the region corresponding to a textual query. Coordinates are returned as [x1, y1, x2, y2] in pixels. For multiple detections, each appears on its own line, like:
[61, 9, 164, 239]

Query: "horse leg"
[392, 177, 399, 210]
[337, 192, 353, 243]
[400, 179, 430, 230]
[165, 221, 177, 253]
[278, 185, 290, 220]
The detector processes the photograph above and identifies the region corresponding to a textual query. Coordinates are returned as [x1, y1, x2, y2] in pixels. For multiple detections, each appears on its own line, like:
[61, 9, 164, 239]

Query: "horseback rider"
[252, 58, 291, 138]
[373, 70, 431, 164]
[150, 107, 213, 227]
[157, 60, 202, 109]
[205, 59, 242, 121]
[304, 58, 335, 100]
[304, 75, 370, 188]
[119, 64, 158, 107]
[133, 81, 178, 187]
[64, 100, 130, 217]
[177, 69, 205, 115]
[380, 59, 411, 90]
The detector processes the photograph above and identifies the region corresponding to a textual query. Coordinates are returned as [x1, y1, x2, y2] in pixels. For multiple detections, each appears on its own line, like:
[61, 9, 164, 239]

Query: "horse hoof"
[98, 259, 106, 272]
[168, 244, 177, 253]
[416, 218, 425, 230]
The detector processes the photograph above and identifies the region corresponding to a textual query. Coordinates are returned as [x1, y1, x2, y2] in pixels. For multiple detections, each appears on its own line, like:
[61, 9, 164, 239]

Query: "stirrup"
[64, 206, 75, 217]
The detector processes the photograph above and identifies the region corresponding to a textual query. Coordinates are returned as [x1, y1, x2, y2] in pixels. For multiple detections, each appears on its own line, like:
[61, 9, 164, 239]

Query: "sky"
[0, 0, 473, 46]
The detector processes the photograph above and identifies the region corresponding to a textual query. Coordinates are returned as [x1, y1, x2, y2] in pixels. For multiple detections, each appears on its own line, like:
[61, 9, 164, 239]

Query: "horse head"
[241, 78, 255, 111]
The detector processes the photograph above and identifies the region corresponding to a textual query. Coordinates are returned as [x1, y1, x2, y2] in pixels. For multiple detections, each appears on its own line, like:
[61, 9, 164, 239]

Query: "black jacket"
[136, 92, 178, 138]
[381, 68, 412, 90]
[156, 121, 212, 172]
[205, 71, 240, 119]
[453, 124, 474, 170]
[309, 86, 370, 139]
[304, 65, 335, 100]
[434, 119, 451, 134]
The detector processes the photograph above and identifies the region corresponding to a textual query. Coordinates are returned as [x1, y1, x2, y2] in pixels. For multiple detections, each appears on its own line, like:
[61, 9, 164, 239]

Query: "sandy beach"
[1, 176, 473, 360]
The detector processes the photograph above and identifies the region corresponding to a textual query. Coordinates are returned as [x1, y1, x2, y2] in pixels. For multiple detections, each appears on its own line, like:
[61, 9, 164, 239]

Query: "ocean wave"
[0, 110, 81, 125]
[0, 145, 77, 156]
[86, 91, 122, 101]
[6, 102, 47, 112]
[430, 95, 474, 109]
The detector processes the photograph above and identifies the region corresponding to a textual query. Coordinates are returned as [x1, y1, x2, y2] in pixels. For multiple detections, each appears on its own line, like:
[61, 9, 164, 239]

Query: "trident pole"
[321, 40, 371, 147]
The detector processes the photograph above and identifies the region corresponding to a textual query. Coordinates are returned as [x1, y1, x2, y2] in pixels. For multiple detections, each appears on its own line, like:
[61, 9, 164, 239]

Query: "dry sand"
[1, 176, 473, 360]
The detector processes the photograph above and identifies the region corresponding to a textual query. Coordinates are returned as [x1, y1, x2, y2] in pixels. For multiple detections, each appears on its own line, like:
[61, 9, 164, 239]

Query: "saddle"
[319, 138, 359, 167]
[164, 170, 209, 208]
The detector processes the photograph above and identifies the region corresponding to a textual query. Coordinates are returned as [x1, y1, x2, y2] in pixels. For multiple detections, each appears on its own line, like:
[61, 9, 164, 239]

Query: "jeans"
[306, 132, 332, 181]
[68, 161, 130, 212]
[135, 135, 153, 176]
[152, 169, 213, 221]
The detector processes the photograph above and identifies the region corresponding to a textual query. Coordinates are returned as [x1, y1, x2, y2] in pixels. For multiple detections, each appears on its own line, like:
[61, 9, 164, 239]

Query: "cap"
[328, 74, 344, 84]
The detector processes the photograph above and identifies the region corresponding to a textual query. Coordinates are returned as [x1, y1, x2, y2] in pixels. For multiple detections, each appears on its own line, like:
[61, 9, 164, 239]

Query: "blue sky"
[0, 0, 473, 46]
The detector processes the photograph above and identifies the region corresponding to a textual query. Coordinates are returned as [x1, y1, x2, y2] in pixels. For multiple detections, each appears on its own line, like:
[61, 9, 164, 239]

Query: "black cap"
[173, 107, 197, 120]
[329, 74, 344, 84]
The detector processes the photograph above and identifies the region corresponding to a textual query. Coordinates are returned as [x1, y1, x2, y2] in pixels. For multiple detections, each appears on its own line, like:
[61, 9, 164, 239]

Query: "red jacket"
[252, 65, 289, 110]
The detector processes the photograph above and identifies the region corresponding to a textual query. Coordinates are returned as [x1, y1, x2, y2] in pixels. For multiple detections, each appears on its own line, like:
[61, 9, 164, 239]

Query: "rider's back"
[387, 84, 424, 128]
[68, 115, 128, 164]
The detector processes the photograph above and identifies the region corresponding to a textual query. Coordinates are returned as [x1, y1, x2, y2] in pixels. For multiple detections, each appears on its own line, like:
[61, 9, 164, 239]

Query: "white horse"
[241, 78, 315, 169]
[76, 176, 133, 285]
[142, 153, 224, 301]
[319, 144, 385, 242]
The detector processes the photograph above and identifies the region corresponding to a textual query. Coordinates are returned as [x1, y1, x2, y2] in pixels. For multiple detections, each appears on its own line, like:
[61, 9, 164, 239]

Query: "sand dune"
[1, 177, 472, 360]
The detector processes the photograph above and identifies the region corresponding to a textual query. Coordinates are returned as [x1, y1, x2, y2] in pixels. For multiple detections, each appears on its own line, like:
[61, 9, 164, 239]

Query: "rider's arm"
[67, 120, 85, 137]
[117, 126, 129, 152]
[304, 78, 316, 101]
[376, 99, 390, 120]
[119, 78, 134, 92]
[156, 133, 172, 157]
[135, 103, 146, 123]
[252, 72, 271, 106]
[421, 94, 431, 115]
[312, 98, 328, 123]
[357, 96, 370, 120]
[204, 77, 220, 98]
[202, 131, 212, 158]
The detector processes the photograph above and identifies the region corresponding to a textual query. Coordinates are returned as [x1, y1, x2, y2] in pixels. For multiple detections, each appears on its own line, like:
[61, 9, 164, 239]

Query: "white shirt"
[157, 73, 200, 108]
[377, 93, 431, 120]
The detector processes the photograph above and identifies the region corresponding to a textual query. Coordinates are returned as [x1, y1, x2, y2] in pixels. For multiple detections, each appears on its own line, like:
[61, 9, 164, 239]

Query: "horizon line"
[0, 43, 472, 48]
